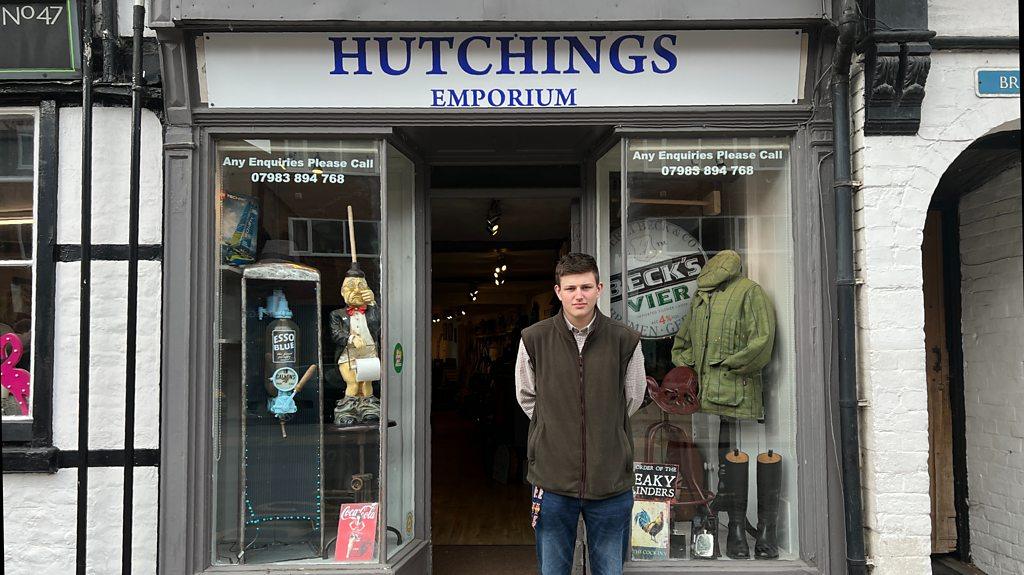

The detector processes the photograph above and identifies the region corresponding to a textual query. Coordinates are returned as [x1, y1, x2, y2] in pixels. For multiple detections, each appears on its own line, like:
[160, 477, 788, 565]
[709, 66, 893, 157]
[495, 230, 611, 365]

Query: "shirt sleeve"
[515, 339, 537, 419]
[624, 341, 647, 416]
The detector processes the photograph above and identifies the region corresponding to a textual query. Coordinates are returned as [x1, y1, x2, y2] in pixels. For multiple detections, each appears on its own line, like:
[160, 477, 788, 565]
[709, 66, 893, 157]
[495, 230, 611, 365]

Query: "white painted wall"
[930, 0, 1020, 37]
[57, 107, 163, 245]
[958, 164, 1023, 575]
[852, 44, 1020, 574]
[3, 105, 163, 575]
[2, 468, 159, 575]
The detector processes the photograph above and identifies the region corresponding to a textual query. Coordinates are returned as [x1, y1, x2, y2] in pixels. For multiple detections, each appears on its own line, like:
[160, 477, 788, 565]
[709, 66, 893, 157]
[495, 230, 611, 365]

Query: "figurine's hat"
[346, 260, 365, 278]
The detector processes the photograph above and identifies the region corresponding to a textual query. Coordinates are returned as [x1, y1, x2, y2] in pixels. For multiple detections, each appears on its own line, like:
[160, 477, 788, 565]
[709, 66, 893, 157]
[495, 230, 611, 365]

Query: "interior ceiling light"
[485, 199, 502, 237]
[492, 252, 508, 286]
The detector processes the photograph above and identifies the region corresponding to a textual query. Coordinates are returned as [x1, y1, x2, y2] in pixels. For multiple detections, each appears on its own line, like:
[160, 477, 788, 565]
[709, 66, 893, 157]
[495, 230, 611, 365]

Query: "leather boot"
[710, 418, 733, 514]
[755, 451, 783, 559]
[723, 450, 750, 559]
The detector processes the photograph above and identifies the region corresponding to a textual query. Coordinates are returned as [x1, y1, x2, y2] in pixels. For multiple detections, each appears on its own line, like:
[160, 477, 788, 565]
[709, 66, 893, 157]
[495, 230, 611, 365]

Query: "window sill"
[2, 445, 59, 474]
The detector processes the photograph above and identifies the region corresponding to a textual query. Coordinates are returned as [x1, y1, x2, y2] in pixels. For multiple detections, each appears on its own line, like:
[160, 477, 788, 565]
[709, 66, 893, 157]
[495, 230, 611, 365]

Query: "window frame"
[205, 130, 419, 569]
[164, 118, 839, 575]
[1, 102, 59, 465]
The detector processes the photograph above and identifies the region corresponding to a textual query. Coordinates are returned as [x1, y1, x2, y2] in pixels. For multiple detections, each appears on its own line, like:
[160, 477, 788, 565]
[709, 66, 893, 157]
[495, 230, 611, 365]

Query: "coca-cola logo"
[341, 504, 378, 521]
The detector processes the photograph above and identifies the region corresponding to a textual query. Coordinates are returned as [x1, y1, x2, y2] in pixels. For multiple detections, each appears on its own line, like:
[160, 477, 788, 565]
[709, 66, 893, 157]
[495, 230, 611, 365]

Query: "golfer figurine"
[331, 206, 382, 426]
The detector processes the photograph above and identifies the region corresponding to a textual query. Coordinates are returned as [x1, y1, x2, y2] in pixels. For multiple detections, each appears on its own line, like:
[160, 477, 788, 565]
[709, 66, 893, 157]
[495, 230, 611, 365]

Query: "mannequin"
[671, 250, 781, 560]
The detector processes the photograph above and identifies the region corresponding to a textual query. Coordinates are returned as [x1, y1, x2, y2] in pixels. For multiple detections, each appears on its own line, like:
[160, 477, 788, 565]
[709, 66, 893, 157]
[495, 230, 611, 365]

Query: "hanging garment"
[670, 250, 776, 420]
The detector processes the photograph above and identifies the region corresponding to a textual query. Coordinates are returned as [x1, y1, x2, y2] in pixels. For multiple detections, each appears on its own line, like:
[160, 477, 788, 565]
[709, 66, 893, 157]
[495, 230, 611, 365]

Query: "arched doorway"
[923, 129, 1021, 574]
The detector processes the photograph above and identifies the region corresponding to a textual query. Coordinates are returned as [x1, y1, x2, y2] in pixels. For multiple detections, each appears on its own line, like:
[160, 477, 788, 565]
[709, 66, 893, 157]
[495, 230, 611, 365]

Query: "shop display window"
[1, 114, 36, 421]
[602, 136, 798, 562]
[212, 137, 410, 565]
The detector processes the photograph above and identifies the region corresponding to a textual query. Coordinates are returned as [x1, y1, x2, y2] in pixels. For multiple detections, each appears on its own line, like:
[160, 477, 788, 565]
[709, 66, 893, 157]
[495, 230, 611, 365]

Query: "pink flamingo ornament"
[1, 333, 30, 416]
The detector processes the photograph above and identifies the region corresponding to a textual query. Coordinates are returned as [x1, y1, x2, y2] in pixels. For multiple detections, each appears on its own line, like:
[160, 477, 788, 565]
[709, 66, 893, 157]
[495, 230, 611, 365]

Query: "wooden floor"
[433, 545, 538, 575]
[431, 411, 536, 546]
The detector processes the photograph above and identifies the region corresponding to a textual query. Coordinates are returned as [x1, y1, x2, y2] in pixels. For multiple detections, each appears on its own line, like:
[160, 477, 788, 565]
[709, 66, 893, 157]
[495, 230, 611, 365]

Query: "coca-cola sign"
[335, 503, 378, 562]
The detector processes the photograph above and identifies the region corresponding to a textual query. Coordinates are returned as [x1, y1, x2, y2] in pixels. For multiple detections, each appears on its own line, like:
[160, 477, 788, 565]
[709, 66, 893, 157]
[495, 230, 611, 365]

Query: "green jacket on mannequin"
[671, 250, 776, 420]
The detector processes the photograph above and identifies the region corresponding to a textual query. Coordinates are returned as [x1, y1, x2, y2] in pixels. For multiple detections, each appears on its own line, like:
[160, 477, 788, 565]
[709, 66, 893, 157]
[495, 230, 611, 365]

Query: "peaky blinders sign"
[0, 1, 81, 80]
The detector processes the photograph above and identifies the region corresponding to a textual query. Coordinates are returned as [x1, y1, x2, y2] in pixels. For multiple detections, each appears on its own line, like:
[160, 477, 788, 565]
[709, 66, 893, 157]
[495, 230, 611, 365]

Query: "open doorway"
[924, 129, 1022, 575]
[429, 190, 576, 575]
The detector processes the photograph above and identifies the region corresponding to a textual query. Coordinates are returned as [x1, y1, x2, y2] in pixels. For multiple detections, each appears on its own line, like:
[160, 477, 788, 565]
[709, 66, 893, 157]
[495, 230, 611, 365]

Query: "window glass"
[595, 141, 621, 316]
[213, 138, 385, 565]
[617, 137, 797, 562]
[384, 144, 417, 557]
[1, 114, 35, 420]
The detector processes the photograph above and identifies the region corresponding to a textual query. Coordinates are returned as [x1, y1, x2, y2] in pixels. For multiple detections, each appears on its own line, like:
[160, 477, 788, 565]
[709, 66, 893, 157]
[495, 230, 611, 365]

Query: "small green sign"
[393, 343, 404, 373]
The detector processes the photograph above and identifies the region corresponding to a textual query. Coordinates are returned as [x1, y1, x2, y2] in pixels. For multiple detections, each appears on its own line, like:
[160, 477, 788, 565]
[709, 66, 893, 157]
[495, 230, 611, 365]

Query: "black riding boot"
[710, 418, 733, 514]
[723, 450, 750, 559]
[755, 451, 783, 559]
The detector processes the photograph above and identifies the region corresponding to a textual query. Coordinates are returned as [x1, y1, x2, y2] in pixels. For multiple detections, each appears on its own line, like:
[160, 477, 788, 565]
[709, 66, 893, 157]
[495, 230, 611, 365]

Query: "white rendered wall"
[851, 46, 1021, 574]
[929, 0, 1020, 38]
[958, 165, 1023, 575]
[2, 106, 163, 574]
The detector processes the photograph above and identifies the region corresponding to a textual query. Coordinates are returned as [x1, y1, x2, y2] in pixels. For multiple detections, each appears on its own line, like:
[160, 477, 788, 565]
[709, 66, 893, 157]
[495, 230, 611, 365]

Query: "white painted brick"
[958, 163, 1023, 575]
[51, 260, 163, 451]
[57, 107, 163, 245]
[2, 468, 158, 575]
[857, 46, 1021, 575]
[2, 471, 77, 575]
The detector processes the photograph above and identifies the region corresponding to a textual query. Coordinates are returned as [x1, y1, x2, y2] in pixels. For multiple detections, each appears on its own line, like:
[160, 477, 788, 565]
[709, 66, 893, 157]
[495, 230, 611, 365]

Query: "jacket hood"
[697, 250, 742, 291]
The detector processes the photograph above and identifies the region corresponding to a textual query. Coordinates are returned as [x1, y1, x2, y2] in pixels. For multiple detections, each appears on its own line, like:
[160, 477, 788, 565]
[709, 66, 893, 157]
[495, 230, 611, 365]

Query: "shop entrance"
[413, 124, 606, 575]
[425, 191, 573, 568]
[429, 191, 572, 574]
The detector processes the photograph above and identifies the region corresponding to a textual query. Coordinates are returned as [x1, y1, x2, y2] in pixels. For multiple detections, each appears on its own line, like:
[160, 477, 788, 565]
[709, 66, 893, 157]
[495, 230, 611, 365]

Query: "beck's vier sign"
[201, 30, 804, 109]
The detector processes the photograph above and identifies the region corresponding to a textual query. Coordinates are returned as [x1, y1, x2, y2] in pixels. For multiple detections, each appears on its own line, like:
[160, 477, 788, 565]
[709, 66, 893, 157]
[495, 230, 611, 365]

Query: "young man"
[515, 252, 646, 575]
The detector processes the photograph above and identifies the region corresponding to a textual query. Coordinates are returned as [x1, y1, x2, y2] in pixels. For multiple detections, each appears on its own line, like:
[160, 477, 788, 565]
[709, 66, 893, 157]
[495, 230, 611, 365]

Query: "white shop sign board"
[200, 30, 805, 109]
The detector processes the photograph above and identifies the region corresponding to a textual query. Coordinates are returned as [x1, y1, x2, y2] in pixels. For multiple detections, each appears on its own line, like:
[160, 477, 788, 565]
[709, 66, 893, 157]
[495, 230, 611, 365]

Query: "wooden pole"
[347, 205, 358, 263]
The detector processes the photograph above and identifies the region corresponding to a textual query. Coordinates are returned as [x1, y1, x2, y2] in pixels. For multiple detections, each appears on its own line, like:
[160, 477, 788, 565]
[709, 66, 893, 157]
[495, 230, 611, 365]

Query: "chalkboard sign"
[0, 1, 81, 79]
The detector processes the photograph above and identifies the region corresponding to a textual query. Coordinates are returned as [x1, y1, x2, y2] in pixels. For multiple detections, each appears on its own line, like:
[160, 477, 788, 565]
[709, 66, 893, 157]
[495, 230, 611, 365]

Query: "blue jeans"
[535, 489, 632, 575]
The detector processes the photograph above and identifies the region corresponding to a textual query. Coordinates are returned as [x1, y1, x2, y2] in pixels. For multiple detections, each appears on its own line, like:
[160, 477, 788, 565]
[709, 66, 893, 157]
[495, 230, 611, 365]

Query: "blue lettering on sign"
[430, 88, 577, 108]
[329, 33, 680, 78]
[977, 69, 1020, 96]
[330, 33, 682, 107]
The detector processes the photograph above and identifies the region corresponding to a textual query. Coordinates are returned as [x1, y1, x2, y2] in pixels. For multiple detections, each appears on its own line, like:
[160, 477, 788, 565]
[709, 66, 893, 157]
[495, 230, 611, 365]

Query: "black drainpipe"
[76, 0, 95, 573]
[832, 2, 868, 574]
[100, 0, 118, 82]
[121, 1, 145, 573]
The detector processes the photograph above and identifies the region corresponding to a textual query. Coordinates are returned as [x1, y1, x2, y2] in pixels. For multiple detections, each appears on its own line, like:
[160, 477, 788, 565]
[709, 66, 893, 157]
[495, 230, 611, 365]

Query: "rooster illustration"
[634, 509, 665, 541]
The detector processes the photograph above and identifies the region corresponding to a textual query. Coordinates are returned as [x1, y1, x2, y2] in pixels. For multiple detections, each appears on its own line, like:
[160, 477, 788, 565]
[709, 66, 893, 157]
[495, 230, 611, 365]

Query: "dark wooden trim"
[1, 446, 59, 473]
[2, 447, 160, 473]
[939, 198, 971, 563]
[56, 244, 164, 262]
[59, 448, 160, 468]
[930, 36, 1020, 50]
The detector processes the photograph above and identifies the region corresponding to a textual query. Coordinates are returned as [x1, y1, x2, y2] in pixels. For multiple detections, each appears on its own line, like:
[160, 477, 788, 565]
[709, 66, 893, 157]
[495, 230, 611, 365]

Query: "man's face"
[555, 271, 602, 324]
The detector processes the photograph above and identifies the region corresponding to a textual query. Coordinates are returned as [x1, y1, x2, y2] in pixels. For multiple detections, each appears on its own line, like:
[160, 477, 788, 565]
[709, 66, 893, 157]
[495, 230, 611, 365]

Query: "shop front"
[154, 4, 845, 573]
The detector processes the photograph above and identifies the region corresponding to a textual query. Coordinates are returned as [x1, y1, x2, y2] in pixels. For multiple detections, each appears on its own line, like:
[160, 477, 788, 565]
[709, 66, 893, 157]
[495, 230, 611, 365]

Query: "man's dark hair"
[555, 252, 600, 285]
